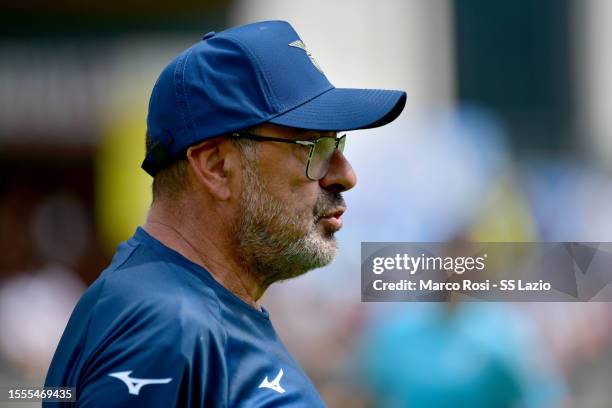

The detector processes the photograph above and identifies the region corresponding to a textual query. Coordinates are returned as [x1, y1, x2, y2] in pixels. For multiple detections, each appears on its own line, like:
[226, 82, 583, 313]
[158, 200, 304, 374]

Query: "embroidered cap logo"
[288, 40, 324, 74]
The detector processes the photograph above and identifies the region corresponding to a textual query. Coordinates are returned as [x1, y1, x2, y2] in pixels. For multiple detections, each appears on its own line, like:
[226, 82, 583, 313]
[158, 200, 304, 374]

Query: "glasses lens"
[337, 134, 346, 153]
[307, 137, 338, 180]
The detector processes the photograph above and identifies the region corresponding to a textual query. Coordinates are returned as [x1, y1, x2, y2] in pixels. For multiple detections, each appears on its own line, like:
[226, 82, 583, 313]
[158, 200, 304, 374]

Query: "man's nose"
[319, 149, 357, 192]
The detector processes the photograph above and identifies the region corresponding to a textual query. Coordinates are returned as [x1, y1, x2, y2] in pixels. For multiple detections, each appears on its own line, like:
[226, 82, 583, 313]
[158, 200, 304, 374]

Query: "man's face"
[231, 124, 357, 285]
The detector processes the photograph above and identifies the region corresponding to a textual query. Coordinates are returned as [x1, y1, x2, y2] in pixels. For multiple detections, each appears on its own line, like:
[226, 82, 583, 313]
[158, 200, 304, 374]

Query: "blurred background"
[2, 0, 612, 406]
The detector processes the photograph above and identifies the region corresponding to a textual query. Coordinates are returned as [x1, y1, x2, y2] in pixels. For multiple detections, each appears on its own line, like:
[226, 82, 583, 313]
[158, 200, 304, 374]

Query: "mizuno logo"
[108, 370, 173, 396]
[289, 40, 324, 74]
[258, 368, 285, 394]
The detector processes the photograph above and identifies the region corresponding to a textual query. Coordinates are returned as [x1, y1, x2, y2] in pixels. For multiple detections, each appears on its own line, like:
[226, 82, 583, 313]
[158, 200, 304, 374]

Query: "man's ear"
[186, 138, 237, 201]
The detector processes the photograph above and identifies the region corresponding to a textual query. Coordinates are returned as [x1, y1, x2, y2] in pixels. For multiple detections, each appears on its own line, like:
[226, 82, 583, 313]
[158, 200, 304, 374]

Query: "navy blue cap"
[143, 20, 407, 176]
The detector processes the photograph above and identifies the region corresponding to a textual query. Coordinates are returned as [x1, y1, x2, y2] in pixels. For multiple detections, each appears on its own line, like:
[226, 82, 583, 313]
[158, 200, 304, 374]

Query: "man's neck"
[143, 203, 265, 309]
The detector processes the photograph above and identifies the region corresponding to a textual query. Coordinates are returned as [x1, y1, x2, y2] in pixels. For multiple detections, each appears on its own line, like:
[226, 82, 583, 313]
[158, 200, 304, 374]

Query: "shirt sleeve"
[74, 298, 227, 408]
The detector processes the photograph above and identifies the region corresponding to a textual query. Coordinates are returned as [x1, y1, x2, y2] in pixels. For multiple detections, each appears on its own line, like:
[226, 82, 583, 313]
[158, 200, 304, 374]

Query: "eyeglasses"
[231, 131, 346, 180]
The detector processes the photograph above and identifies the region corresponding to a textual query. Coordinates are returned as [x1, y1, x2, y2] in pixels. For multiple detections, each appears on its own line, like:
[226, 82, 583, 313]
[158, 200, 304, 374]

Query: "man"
[45, 20, 405, 407]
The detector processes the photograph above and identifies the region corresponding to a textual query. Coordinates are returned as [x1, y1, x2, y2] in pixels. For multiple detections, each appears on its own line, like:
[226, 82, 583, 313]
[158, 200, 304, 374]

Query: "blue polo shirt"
[44, 227, 326, 407]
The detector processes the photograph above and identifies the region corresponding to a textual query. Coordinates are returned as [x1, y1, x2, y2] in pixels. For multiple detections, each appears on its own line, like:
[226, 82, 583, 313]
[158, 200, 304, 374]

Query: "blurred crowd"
[2, 1, 612, 407]
[263, 108, 612, 407]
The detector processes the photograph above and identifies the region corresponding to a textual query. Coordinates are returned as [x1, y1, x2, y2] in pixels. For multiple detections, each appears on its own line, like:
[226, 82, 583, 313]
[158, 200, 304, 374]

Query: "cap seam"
[267, 85, 335, 122]
[223, 33, 281, 112]
[174, 47, 197, 143]
[182, 47, 199, 141]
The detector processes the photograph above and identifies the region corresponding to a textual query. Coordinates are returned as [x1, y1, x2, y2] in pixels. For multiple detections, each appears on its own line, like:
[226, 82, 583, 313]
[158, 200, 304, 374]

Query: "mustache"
[314, 191, 346, 220]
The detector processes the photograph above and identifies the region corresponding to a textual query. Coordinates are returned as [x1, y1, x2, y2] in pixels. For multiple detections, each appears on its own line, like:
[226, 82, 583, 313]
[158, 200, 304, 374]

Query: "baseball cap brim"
[268, 87, 407, 131]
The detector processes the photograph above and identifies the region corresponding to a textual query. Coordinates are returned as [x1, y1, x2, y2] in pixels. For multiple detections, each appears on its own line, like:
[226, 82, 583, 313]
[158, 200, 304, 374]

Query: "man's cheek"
[291, 202, 312, 224]
[296, 201, 317, 230]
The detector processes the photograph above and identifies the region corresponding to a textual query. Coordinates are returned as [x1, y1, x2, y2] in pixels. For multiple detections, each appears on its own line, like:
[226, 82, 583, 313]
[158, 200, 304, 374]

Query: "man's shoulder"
[89, 239, 226, 337]
[45, 240, 230, 393]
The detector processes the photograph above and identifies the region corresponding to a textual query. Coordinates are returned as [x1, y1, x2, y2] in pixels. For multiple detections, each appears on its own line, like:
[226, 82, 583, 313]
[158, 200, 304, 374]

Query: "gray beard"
[232, 159, 344, 287]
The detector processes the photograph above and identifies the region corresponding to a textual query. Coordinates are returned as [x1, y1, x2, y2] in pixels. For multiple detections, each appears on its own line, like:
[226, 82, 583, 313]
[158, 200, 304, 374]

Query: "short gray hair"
[147, 132, 259, 203]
